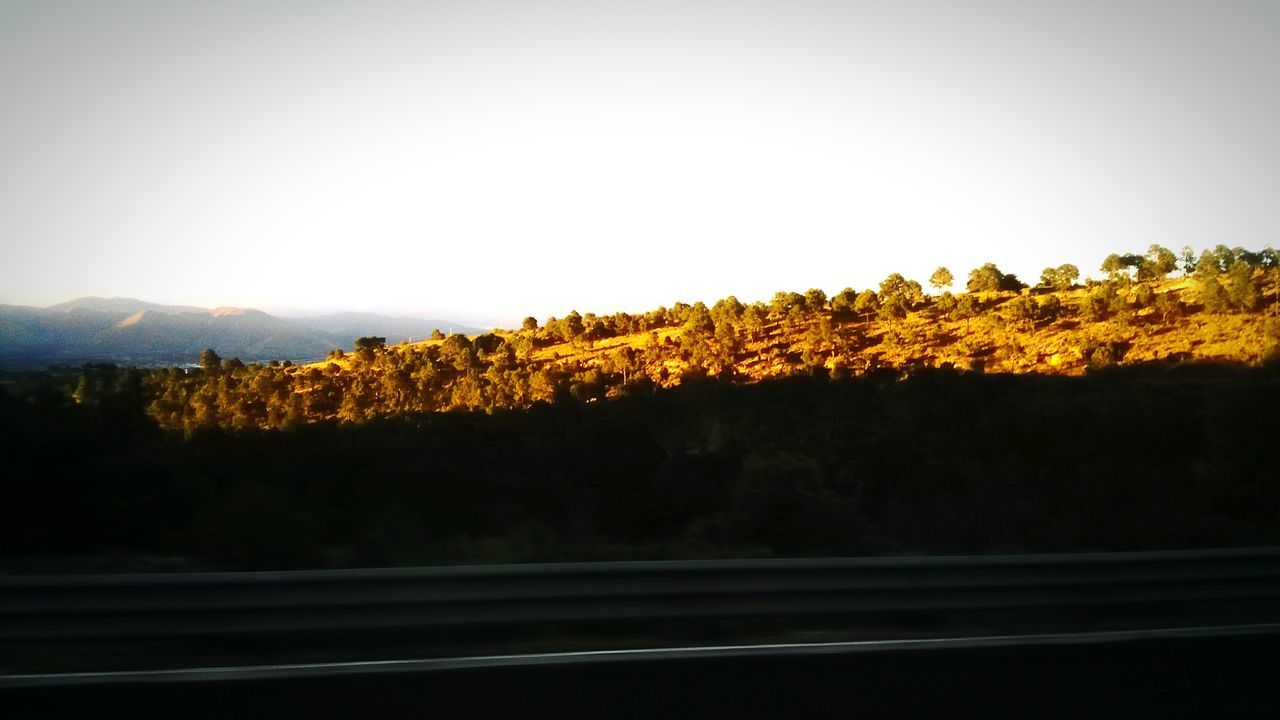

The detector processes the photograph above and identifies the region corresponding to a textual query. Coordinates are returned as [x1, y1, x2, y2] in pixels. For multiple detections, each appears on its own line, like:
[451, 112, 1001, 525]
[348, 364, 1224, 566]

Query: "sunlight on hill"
[146, 244, 1280, 432]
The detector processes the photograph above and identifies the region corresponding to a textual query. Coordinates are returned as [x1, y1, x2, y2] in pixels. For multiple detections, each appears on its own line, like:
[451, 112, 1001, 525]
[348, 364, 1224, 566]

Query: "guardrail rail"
[5, 546, 1280, 641]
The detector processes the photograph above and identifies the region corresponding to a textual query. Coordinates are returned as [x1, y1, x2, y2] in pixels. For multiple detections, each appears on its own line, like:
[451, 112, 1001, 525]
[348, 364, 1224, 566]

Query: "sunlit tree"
[929, 267, 954, 292]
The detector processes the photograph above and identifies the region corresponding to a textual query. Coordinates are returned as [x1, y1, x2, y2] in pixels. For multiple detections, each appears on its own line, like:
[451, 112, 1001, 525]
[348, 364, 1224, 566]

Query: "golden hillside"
[153, 250, 1278, 430]
[378, 276, 1275, 384]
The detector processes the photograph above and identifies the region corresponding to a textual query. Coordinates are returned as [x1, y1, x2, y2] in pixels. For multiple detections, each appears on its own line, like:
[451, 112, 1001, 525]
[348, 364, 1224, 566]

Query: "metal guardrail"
[4, 547, 1280, 641]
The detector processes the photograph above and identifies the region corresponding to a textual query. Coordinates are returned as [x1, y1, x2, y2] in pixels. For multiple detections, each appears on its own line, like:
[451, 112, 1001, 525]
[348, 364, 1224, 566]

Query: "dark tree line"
[4, 361, 1280, 570]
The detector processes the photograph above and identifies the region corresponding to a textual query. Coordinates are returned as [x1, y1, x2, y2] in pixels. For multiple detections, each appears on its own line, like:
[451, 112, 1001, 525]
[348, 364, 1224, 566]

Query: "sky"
[1, 1, 1277, 327]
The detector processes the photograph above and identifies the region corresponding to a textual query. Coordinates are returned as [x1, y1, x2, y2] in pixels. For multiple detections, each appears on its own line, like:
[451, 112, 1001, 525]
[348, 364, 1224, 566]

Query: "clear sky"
[2, 1, 1277, 327]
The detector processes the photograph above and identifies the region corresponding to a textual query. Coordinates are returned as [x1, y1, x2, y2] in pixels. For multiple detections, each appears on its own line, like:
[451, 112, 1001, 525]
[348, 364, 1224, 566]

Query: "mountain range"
[0, 297, 481, 368]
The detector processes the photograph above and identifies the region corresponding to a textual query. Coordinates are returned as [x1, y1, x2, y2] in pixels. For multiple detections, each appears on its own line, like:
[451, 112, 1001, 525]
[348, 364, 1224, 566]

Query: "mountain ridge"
[0, 297, 482, 368]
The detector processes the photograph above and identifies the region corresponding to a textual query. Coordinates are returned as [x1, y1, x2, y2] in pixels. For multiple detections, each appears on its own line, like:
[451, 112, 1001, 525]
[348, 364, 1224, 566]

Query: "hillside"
[139, 246, 1280, 432]
[514, 279, 1275, 381]
[8, 247, 1280, 569]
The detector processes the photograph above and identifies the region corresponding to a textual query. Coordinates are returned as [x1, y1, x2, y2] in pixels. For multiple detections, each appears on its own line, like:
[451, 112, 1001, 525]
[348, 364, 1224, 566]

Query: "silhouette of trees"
[11, 358, 1280, 569]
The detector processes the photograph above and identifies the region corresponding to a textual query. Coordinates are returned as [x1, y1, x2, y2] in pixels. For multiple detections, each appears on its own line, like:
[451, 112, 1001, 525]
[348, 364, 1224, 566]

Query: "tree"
[199, 348, 222, 373]
[936, 291, 958, 315]
[354, 336, 386, 363]
[683, 302, 715, 336]
[967, 263, 1024, 293]
[929, 267, 954, 292]
[1194, 249, 1219, 278]
[521, 316, 539, 331]
[879, 273, 923, 307]
[1200, 276, 1230, 314]
[440, 334, 477, 370]
[951, 294, 978, 321]
[561, 311, 586, 341]
[771, 291, 806, 317]
[804, 288, 827, 312]
[1210, 245, 1239, 273]
[1132, 283, 1155, 309]
[830, 287, 858, 313]
[1038, 295, 1063, 322]
[1155, 291, 1184, 323]
[1100, 253, 1126, 278]
[711, 296, 745, 325]
[473, 333, 506, 356]
[878, 293, 908, 323]
[430, 329, 445, 340]
[853, 290, 879, 323]
[1140, 245, 1178, 280]
[1227, 264, 1261, 311]
[1101, 252, 1144, 281]
[741, 304, 767, 337]
[1005, 294, 1038, 328]
[1040, 264, 1080, 290]
[1080, 283, 1122, 321]
[1179, 246, 1198, 276]
[1260, 246, 1278, 270]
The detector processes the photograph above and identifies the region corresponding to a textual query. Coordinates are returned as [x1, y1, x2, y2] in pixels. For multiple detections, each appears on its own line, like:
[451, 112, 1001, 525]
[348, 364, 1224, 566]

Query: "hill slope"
[145, 266, 1280, 431]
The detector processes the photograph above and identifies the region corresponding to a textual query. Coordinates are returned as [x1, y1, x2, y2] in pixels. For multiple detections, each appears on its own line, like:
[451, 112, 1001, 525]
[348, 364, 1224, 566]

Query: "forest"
[112, 244, 1280, 432]
[2, 244, 1279, 571]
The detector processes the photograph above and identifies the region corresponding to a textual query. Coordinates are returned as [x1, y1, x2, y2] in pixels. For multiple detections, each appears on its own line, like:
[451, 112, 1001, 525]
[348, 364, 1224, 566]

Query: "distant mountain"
[46, 297, 209, 316]
[0, 298, 481, 368]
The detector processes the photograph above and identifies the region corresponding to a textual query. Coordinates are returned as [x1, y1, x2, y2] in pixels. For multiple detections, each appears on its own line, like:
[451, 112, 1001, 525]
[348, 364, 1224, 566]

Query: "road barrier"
[5, 547, 1280, 641]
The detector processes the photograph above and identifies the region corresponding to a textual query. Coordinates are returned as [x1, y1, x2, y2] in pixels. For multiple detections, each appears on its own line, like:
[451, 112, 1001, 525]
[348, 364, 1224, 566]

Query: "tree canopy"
[967, 263, 1024, 293]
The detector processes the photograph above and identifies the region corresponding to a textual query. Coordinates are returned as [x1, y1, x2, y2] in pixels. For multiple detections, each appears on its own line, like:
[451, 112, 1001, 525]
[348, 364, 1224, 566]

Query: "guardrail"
[4, 547, 1280, 640]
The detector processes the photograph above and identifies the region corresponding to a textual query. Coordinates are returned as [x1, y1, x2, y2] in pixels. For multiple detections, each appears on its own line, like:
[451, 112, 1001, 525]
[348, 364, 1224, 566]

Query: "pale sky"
[1, 0, 1277, 327]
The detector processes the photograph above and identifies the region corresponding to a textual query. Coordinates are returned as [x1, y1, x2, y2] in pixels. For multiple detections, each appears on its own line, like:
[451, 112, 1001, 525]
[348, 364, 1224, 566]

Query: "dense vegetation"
[130, 244, 1280, 432]
[2, 244, 1279, 571]
[4, 363, 1279, 570]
